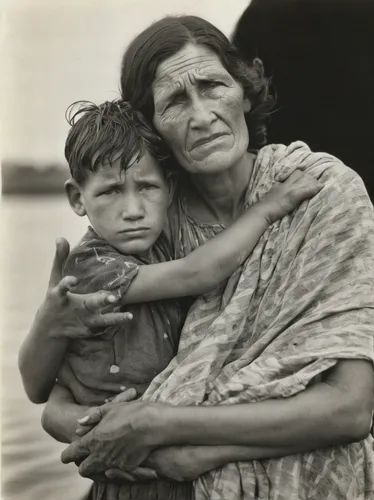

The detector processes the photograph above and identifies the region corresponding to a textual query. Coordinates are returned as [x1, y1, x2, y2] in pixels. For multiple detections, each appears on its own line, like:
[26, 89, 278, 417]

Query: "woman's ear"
[243, 97, 252, 114]
[65, 179, 86, 216]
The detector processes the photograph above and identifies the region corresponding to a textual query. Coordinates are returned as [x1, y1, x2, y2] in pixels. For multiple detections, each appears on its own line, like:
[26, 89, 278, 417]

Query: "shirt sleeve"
[63, 233, 140, 298]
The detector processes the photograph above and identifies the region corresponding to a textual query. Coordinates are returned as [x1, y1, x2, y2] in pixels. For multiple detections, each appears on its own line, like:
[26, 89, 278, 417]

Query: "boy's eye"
[100, 187, 121, 196]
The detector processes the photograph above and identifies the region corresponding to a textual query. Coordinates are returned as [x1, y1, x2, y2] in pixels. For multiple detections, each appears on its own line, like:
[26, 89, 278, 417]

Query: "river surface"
[1, 195, 92, 500]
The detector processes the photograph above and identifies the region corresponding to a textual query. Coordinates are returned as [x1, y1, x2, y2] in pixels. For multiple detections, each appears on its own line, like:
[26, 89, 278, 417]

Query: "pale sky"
[1, 0, 251, 166]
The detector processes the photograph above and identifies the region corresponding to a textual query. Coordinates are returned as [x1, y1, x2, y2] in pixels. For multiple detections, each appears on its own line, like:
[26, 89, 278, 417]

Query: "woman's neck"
[187, 152, 256, 227]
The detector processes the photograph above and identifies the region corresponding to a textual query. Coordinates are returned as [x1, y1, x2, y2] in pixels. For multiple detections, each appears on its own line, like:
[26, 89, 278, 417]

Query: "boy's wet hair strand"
[65, 99, 169, 185]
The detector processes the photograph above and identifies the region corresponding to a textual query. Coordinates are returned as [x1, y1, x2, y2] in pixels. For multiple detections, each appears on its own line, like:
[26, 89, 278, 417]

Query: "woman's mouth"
[190, 133, 228, 151]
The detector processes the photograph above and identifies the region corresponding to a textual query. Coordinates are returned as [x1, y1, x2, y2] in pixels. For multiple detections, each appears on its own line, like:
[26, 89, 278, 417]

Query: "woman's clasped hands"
[61, 396, 164, 479]
[64, 392, 213, 484]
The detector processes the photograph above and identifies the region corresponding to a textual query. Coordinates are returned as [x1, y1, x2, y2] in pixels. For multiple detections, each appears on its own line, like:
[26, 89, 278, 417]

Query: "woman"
[29, 16, 374, 500]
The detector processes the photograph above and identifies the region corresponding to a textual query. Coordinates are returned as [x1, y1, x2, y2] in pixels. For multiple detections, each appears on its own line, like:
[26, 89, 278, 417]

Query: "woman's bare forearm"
[42, 383, 88, 444]
[18, 304, 69, 404]
[155, 360, 373, 451]
[186, 442, 306, 472]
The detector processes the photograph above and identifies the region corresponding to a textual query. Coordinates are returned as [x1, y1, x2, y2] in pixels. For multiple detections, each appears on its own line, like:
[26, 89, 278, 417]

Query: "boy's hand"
[75, 388, 137, 436]
[258, 170, 322, 224]
[43, 238, 133, 340]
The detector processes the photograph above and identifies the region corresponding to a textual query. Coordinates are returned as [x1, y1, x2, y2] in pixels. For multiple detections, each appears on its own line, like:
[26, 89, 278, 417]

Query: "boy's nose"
[121, 193, 145, 220]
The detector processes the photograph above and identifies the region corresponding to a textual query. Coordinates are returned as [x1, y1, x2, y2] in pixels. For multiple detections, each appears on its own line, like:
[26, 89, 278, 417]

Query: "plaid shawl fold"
[143, 142, 374, 499]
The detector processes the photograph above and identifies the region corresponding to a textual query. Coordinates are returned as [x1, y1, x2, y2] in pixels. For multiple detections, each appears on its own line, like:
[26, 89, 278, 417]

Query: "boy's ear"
[65, 179, 86, 216]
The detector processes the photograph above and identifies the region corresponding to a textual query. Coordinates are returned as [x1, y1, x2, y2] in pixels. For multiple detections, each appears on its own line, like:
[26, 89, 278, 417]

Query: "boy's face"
[73, 151, 170, 255]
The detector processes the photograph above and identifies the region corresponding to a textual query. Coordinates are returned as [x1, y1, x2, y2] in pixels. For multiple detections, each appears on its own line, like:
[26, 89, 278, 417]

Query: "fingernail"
[120, 386, 126, 391]
[107, 295, 117, 303]
[105, 398, 109, 403]
[125, 313, 133, 320]
[78, 415, 89, 424]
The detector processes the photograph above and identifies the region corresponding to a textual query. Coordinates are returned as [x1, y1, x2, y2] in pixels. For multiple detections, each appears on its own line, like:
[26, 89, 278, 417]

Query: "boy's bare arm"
[19, 240, 74, 404]
[41, 383, 89, 443]
[122, 210, 269, 303]
[18, 239, 131, 404]
[121, 172, 321, 304]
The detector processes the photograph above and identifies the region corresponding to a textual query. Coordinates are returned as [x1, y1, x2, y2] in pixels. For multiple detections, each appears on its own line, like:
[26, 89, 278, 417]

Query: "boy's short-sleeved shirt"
[59, 227, 185, 405]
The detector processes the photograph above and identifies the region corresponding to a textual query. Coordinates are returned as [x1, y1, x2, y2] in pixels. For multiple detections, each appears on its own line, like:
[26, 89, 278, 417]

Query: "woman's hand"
[61, 400, 166, 477]
[75, 387, 138, 436]
[145, 445, 218, 482]
[72, 389, 160, 483]
[105, 445, 223, 483]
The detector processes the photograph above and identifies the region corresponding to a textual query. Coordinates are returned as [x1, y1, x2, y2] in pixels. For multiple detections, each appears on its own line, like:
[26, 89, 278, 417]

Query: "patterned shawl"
[143, 142, 374, 499]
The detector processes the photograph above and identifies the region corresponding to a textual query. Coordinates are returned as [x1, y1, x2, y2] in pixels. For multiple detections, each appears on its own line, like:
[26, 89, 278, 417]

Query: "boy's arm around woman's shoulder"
[123, 170, 321, 304]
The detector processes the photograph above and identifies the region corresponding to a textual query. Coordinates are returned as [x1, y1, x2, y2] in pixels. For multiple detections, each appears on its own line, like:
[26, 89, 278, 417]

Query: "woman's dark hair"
[65, 99, 168, 185]
[120, 15, 274, 150]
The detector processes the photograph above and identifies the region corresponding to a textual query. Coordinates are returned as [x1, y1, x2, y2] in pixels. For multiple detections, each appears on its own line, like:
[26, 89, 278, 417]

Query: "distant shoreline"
[1, 163, 68, 195]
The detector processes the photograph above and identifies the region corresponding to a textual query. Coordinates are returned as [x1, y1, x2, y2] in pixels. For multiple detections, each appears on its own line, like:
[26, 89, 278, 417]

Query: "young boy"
[20, 99, 320, 410]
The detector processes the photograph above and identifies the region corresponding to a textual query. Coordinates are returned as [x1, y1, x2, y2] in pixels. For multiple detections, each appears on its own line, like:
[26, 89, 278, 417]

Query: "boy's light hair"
[65, 99, 169, 185]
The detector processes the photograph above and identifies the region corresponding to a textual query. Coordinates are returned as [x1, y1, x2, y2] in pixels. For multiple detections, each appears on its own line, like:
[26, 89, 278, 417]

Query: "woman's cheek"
[159, 113, 183, 144]
[222, 93, 244, 112]
[161, 107, 182, 127]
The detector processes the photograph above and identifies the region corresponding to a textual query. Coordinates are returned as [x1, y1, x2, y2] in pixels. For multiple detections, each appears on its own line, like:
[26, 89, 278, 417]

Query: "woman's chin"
[187, 151, 245, 175]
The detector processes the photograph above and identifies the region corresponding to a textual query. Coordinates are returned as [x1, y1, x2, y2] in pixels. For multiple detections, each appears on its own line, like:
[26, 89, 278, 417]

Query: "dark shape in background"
[2, 162, 68, 195]
[233, 0, 374, 202]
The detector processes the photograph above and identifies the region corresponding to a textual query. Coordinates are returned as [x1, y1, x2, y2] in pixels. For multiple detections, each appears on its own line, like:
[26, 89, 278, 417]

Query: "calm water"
[1, 195, 92, 500]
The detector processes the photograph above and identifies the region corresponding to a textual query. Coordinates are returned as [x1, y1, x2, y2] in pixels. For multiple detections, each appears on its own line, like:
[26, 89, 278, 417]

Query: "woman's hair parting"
[65, 99, 168, 185]
[120, 15, 274, 150]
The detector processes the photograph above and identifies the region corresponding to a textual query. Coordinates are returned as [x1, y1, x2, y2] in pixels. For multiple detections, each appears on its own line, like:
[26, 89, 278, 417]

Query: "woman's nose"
[121, 193, 145, 220]
[190, 95, 216, 129]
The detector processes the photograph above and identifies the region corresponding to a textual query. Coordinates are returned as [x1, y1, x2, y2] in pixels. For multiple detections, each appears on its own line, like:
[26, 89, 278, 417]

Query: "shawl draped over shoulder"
[142, 142, 374, 500]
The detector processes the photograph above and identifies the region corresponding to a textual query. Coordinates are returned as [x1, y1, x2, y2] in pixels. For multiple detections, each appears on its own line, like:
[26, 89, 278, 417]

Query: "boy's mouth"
[118, 227, 150, 234]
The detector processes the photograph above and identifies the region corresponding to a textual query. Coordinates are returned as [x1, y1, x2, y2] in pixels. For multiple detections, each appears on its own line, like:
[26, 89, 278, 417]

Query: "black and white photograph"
[1, 1, 374, 499]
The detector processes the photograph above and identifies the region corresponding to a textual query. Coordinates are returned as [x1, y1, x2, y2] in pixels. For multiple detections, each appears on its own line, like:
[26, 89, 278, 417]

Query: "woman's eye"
[205, 81, 225, 91]
[164, 95, 184, 111]
[139, 184, 157, 192]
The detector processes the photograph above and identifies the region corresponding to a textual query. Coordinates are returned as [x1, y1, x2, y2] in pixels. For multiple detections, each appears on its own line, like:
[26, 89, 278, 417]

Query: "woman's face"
[152, 43, 251, 175]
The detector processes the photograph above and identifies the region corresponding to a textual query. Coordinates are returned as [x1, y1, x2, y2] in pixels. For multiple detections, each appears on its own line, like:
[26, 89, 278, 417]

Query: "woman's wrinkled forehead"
[152, 44, 234, 106]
